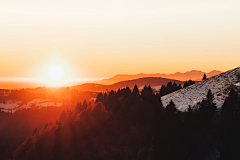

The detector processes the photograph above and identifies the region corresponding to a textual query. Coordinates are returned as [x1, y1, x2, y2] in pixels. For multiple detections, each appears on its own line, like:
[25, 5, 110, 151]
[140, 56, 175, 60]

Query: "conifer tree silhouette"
[202, 73, 207, 80]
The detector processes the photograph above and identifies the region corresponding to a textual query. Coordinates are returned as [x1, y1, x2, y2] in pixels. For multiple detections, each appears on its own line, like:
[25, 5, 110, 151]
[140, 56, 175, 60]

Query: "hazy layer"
[0, 0, 239, 78]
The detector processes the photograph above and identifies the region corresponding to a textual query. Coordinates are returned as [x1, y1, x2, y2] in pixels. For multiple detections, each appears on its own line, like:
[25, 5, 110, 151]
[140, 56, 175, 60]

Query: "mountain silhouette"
[72, 77, 184, 92]
[96, 70, 222, 85]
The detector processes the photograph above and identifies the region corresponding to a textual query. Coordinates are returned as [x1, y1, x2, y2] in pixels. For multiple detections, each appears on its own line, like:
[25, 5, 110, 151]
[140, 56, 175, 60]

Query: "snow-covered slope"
[161, 67, 240, 111]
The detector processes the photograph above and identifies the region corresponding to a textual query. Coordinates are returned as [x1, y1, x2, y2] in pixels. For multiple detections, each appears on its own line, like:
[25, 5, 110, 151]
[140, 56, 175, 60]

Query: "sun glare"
[48, 66, 65, 81]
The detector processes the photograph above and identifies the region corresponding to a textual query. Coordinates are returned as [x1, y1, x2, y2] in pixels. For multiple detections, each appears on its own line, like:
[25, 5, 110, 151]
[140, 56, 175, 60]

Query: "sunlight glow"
[48, 66, 64, 81]
[39, 57, 78, 87]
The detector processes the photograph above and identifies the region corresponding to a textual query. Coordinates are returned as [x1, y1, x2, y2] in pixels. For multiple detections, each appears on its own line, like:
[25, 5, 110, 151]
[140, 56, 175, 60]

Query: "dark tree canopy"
[202, 73, 207, 80]
[96, 93, 103, 103]
[220, 88, 240, 159]
[9, 83, 240, 160]
[133, 84, 139, 95]
[165, 100, 177, 113]
[183, 80, 195, 88]
[159, 81, 183, 97]
[198, 89, 217, 127]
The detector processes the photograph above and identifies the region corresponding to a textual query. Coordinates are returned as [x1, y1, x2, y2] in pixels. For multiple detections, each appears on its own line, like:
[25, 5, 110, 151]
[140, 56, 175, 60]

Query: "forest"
[3, 81, 239, 160]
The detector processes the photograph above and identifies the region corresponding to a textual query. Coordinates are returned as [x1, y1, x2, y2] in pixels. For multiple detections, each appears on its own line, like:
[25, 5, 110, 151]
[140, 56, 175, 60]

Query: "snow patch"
[21, 98, 62, 108]
[235, 82, 240, 86]
[152, 86, 162, 91]
[161, 67, 240, 111]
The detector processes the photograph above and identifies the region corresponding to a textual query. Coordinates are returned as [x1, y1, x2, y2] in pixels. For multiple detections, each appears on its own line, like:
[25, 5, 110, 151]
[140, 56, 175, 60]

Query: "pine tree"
[133, 84, 139, 95]
[143, 85, 147, 90]
[165, 100, 177, 113]
[183, 81, 188, 88]
[220, 88, 240, 159]
[83, 100, 88, 110]
[188, 80, 195, 86]
[198, 89, 217, 127]
[222, 89, 238, 121]
[202, 73, 207, 80]
[59, 110, 67, 123]
[96, 93, 103, 103]
[187, 105, 192, 112]
[125, 86, 132, 95]
[141, 85, 147, 97]
[75, 102, 83, 114]
[67, 110, 74, 122]
[173, 82, 178, 90]
[147, 85, 153, 95]
[177, 84, 182, 90]
[206, 89, 215, 106]
[160, 85, 166, 97]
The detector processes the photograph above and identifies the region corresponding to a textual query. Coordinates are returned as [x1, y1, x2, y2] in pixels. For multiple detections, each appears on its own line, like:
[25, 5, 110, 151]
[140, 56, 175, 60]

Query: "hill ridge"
[161, 67, 240, 111]
[97, 70, 222, 85]
[72, 77, 184, 92]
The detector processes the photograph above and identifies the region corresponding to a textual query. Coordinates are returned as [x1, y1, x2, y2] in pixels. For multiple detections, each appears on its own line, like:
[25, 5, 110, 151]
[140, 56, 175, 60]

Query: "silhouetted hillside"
[13, 82, 240, 160]
[72, 77, 184, 91]
[96, 70, 222, 85]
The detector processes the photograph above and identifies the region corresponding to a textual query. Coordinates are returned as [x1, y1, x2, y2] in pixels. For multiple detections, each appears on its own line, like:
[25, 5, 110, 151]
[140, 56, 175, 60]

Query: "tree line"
[11, 81, 240, 160]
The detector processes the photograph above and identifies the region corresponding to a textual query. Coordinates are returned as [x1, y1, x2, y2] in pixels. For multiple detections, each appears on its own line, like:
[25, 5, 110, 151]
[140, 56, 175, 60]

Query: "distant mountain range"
[72, 77, 184, 92]
[161, 67, 240, 111]
[96, 70, 222, 85]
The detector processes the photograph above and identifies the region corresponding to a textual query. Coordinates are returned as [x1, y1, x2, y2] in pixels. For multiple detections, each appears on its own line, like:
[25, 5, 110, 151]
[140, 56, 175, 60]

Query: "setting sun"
[48, 66, 65, 81]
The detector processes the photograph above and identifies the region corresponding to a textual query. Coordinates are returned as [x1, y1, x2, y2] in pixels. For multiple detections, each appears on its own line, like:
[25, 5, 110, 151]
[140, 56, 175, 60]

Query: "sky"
[0, 0, 240, 83]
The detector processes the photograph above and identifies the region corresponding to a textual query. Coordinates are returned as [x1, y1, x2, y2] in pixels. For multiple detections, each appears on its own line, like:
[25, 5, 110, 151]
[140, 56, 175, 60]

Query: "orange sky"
[0, 0, 239, 84]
